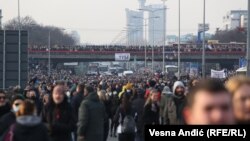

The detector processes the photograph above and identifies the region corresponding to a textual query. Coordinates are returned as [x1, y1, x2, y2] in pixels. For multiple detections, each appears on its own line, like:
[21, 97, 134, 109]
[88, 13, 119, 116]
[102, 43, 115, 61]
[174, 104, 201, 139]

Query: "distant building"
[126, 9, 144, 46]
[147, 4, 165, 46]
[223, 10, 248, 30]
[0, 9, 2, 30]
[138, 0, 146, 9]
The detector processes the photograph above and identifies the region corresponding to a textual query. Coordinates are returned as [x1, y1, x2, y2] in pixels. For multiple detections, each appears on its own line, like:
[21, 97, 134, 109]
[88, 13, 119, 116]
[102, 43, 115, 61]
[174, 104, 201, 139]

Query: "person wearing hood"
[77, 85, 105, 141]
[163, 81, 186, 125]
[160, 86, 173, 125]
[0, 94, 25, 136]
[42, 84, 76, 141]
[5, 99, 50, 141]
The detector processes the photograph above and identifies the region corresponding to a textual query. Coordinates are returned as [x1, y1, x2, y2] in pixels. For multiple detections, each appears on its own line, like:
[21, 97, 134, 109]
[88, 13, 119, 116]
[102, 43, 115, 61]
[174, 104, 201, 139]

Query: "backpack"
[121, 115, 136, 133]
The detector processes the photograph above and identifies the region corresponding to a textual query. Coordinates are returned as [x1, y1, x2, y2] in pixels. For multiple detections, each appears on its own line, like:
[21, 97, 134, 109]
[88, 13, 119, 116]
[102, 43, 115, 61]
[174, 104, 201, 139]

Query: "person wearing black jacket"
[143, 89, 160, 125]
[132, 89, 145, 141]
[71, 83, 85, 119]
[0, 90, 11, 118]
[42, 84, 76, 141]
[12, 100, 50, 141]
[0, 94, 25, 136]
[114, 94, 137, 141]
[71, 83, 85, 140]
[97, 90, 112, 141]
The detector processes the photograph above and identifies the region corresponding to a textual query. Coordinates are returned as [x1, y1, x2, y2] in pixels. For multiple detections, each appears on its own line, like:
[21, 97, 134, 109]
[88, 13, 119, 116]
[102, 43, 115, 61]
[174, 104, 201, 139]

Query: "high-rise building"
[223, 10, 248, 30]
[0, 10, 2, 30]
[147, 4, 165, 46]
[138, 0, 146, 9]
[126, 9, 143, 46]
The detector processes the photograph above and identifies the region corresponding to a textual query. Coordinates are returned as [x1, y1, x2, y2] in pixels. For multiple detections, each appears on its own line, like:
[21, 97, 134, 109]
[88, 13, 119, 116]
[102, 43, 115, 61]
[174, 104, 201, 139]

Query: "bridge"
[29, 50, 245, 69]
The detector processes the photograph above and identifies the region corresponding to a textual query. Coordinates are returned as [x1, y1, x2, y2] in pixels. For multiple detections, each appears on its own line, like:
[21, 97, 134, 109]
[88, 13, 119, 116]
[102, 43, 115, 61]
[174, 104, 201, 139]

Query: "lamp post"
[162, 0, 167, 74]
[247, 0, 250, 76]
[133, 16, 159, 68]
[18, 0, 21, 86]
[202, 0, 206, 78]
[48, 31, 51, 77]
[177, 0, 181, 80]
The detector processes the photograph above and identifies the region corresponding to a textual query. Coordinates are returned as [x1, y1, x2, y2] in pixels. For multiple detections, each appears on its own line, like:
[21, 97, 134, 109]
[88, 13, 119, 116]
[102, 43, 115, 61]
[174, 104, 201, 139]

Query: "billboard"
[198, 23, 209, 32]
[115, 53, 130, 61]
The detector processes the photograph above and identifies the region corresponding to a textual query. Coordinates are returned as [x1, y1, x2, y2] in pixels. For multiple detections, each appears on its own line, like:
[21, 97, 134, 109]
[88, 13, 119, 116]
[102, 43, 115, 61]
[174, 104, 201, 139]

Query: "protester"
[77, 85, 105, 141]
[98, 90, 111, 141]
[26, 90, 43, 115]
[163, 81, 186, 125]
[71, 83, 85, 121]
[143, 89, 160, 125]
[114, 94, 137, 141]
[132, 89, 145, 141]
[159, 86, 173, 125]
[184, 79, 235, 125]
[110, 90, 120, 138]
[8, 100, 50, 141]
[226, 76, 250, 124]
[0, 94, 25, 136]
[42, 84, 76, 141]
[0, 90, 11, 118]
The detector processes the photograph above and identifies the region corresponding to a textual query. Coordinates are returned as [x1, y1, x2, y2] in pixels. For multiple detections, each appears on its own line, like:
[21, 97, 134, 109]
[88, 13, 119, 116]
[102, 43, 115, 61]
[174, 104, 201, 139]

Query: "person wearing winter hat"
[159, 86, 173, 124]
[163, 81, 186, 125]
[0, 94, 25, 136]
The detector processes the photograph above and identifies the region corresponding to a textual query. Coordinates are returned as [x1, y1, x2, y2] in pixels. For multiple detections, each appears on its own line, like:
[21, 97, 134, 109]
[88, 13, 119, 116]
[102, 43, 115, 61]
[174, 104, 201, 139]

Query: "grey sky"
[0, 0, 247, 44]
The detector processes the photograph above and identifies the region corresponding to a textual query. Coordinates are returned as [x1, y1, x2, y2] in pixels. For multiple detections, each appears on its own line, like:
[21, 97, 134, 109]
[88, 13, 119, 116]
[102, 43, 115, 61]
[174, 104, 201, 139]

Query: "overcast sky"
[0, 0, 247, 44]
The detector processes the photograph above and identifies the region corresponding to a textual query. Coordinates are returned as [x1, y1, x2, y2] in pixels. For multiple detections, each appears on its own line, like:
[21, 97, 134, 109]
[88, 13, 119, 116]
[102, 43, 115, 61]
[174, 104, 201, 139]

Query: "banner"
[211, 69, 226, 78]
[198, 23, 210, 32]
[115, 53, 130, 61]
[64, 62, 78, 66]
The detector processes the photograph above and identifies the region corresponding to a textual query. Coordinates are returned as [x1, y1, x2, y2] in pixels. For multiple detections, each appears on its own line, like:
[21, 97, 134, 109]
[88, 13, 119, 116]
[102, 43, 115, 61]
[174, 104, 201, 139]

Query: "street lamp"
[177, 0, 181, 80]
[162, 0, 167, 74]
[18, 0, 21, 86]
[247, 0, 250, 76]
[202, 0, 206, 78]
[139, 8, 164, 72]
[133, 16, 159, 68]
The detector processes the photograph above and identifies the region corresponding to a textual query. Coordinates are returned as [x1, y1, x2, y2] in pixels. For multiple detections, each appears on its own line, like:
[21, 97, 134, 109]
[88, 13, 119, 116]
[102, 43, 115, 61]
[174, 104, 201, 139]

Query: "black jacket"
[143, 103, 160, 125]
[13, 116, 50, 141]
[42, 100, 76, 141]
[132, 98, 145, 133]
[0, 103, 10, 118]
[71, 93, 84, 120]
[0, 112, 16, 136]
[77, 92, 105, 141]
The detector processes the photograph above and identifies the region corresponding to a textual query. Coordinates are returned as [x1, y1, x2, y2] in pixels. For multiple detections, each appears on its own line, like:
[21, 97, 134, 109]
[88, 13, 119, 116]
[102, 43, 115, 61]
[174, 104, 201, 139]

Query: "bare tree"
[4, 16, 78, 46]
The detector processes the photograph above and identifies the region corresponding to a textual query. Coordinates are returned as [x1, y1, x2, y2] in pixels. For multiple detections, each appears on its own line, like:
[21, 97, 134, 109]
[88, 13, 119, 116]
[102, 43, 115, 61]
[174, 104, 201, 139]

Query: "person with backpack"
[113, 94, 137, 141]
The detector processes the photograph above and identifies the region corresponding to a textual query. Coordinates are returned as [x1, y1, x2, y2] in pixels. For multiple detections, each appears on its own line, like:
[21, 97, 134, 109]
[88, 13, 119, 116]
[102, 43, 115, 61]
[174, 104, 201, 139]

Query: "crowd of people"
[29, 43, 246, 53]
[0, 64, 250, 141]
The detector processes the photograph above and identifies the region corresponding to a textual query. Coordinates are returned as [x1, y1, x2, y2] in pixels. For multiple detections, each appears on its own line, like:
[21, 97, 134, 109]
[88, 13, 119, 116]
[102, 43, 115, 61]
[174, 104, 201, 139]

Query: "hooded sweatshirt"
[172, 81, 186, 121]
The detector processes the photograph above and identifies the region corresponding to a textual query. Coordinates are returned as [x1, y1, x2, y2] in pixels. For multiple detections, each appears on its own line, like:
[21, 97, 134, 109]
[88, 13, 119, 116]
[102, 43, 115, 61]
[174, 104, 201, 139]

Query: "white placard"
[211, 69, 226, 78]
[198, 23, 210, 32]
[115, 53, 130, 61]
[64, 62, 78, 66]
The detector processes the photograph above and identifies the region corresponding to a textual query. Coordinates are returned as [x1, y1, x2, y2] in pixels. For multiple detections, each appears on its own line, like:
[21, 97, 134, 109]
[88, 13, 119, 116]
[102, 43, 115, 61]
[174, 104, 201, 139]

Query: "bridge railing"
[28, 49, 245, 56]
